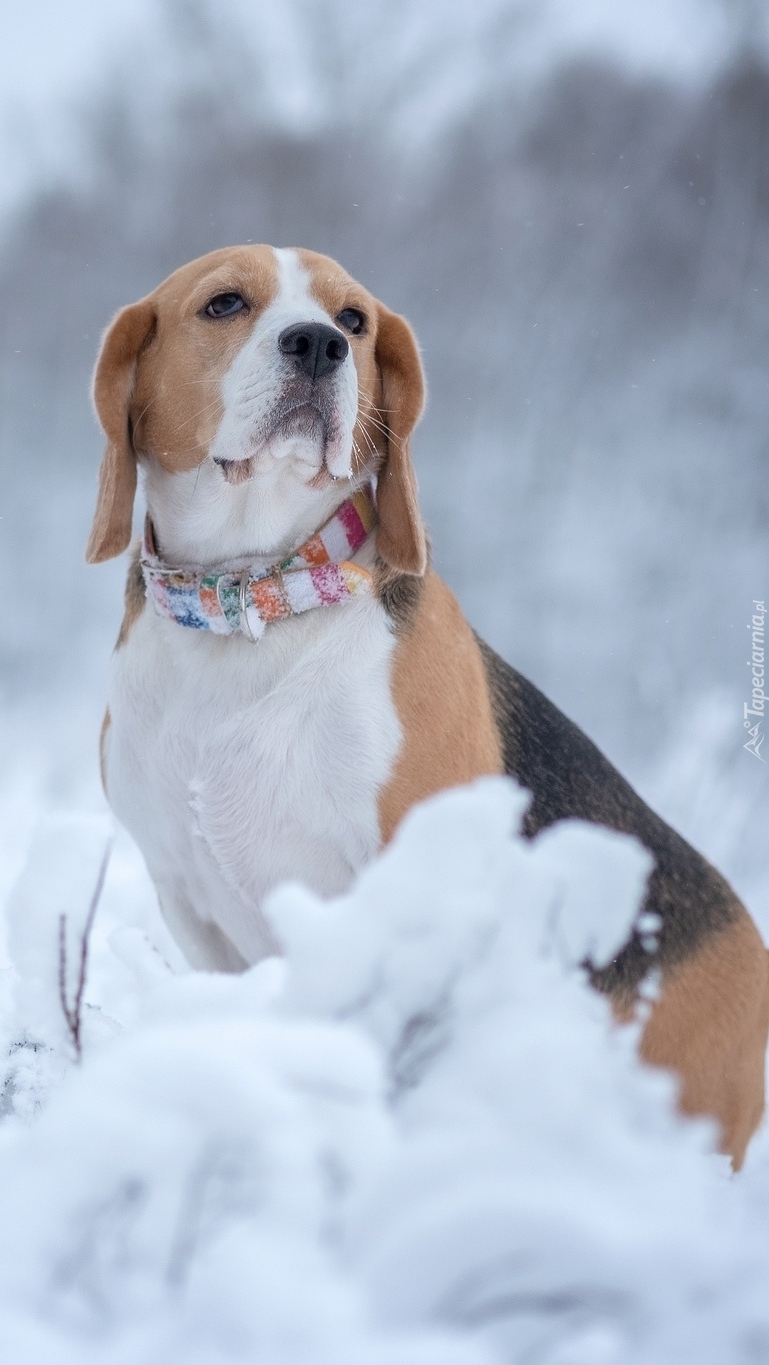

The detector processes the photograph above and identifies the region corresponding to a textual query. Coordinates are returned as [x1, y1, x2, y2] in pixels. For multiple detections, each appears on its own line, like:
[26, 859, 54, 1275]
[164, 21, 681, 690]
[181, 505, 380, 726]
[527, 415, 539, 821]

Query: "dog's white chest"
[105, 597, 401, 967]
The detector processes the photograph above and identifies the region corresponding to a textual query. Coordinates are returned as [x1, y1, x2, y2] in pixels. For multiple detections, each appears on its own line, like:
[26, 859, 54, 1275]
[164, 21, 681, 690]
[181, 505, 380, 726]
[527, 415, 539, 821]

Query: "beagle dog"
[89, 245, 769, 1168]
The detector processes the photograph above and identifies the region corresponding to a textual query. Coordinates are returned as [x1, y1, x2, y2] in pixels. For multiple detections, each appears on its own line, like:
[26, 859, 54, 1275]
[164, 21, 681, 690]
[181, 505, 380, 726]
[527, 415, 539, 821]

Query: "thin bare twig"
[58, 840, 113, 1059]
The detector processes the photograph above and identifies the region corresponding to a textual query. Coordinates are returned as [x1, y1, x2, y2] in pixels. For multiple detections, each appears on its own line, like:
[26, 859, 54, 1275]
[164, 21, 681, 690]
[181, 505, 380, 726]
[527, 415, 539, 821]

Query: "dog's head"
[87, 246, 426, 574]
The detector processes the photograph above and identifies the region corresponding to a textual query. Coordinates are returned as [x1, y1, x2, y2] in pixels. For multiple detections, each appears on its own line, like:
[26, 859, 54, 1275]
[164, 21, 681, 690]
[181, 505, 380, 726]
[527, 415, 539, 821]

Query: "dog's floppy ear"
[374, 303, 427, 576]
[86, 299, 156, 564]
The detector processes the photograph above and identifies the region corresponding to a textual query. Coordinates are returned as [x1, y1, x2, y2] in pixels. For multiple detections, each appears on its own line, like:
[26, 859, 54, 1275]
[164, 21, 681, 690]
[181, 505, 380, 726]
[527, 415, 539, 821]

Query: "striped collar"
[141, 487, 376, 642]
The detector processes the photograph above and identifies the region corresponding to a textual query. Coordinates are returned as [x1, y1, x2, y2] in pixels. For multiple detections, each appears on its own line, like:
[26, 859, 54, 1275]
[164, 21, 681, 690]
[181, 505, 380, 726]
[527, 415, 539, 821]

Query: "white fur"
[106, 249, 402, 970]
[105, 568, 400, 970]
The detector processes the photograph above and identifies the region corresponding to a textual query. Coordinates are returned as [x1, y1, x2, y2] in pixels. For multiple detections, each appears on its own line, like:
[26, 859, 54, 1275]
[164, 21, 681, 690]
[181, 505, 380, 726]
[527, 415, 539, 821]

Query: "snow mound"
[1, 778, 769, 1364]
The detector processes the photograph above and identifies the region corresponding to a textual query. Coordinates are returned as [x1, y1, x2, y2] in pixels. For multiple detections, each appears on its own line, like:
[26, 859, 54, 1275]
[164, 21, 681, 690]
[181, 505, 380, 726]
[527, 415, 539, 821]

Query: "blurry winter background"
[1, 0, 768, 919]
[2, 1, 769, 1361]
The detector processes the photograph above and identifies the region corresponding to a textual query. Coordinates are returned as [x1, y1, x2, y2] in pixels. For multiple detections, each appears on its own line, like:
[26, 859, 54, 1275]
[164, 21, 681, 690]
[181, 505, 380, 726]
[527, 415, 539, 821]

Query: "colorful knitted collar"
[141, 486, 376, 641]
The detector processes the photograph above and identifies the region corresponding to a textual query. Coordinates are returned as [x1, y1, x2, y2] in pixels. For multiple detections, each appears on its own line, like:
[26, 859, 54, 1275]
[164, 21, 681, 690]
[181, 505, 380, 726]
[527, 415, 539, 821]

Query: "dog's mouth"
[214, 402, 330, 485]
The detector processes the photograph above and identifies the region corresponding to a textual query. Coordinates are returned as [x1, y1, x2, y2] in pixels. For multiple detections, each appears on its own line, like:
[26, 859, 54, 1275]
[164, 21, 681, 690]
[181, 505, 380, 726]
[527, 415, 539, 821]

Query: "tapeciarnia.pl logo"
[744, 599, 766, 761]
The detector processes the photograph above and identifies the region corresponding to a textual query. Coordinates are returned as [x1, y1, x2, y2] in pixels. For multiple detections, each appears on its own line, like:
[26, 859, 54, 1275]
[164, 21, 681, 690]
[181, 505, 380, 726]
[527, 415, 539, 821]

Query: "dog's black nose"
[278, 322, 349, 381]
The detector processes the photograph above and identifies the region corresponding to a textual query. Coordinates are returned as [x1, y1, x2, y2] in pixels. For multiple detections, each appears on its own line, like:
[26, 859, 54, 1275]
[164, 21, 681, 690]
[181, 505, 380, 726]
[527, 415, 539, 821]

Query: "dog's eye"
[204, 293, 248, 318]
[336, 308, 366, 335]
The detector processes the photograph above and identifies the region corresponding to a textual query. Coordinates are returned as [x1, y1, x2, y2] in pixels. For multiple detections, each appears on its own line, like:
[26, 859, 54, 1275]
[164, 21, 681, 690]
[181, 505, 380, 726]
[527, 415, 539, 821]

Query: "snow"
[2, 778, 769, 1363]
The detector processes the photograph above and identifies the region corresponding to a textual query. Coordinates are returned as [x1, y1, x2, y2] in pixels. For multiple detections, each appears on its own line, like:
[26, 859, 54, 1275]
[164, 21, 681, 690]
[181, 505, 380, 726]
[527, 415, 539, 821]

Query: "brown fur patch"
[116, 544, 146, 648]
[99, 709, 111, 795]
[130, 247, 281, 477]
[87, 300, 155, 562]
[378, 572, 503, 845]
[88, 247, 282, 563]
[369, 304, 426, 575]
[373, 555, 426, 632]
[635, 914, 769, 1168]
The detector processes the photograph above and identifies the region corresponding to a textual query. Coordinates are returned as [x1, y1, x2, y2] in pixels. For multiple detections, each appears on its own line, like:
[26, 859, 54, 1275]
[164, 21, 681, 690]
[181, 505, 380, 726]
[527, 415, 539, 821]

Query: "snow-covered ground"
[3, 779, 769, 1365]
